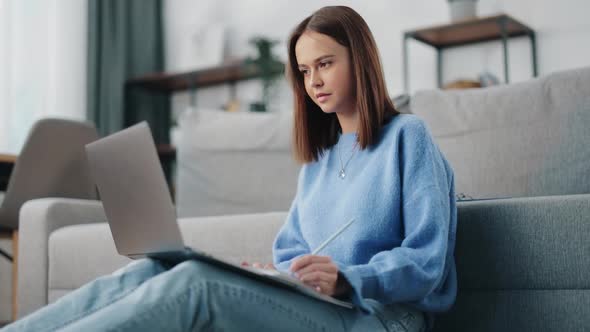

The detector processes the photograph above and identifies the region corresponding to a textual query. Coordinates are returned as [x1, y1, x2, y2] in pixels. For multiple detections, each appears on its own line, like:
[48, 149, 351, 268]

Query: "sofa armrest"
[17, 198, 106, 318]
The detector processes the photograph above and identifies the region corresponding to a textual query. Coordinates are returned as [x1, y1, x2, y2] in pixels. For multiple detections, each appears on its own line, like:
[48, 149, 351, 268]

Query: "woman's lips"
[316, 93, 331, 103]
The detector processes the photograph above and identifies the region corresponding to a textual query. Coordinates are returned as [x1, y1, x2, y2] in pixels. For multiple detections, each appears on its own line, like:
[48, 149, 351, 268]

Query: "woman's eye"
[300, 69, 309, 76]
[319, 61, 331, 68]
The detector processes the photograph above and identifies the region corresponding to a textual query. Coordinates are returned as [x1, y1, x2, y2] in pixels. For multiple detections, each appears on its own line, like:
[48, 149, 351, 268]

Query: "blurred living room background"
[1, 0, 589, 154]
[1, 0, 589, 324]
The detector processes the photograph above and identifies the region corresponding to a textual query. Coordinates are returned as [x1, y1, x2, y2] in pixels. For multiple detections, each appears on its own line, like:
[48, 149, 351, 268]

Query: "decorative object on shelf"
[443, 79, 481, 90]
[478, 71, 500, 87]
[442, 71, 500, 90]
[246, 36, 284, 112]
[224, 99, 240, 112]
[447, 0, 478, 22]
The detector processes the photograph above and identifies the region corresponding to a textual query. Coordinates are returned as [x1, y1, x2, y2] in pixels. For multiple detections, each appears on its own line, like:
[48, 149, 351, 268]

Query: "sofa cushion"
[178, 109, 293, 152]
[411, 67, 590, 199]
[176, 110, 300, 218]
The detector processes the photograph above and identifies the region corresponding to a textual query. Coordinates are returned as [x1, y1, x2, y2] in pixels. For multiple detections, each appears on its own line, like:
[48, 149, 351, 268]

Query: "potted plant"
[447, 0, 478, 22]
[247, 37, 284, 112]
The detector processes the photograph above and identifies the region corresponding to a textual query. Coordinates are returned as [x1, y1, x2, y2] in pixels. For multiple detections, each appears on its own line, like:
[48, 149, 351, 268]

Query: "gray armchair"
[0, 118, 98, 320]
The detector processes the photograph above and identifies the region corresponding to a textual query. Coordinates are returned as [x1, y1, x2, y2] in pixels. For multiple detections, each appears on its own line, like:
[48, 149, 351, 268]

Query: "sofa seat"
[46, 212, 286, 303]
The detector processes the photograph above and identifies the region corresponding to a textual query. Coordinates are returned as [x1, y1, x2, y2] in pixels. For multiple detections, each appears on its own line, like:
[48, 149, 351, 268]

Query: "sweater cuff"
[336, 263, 374, 314]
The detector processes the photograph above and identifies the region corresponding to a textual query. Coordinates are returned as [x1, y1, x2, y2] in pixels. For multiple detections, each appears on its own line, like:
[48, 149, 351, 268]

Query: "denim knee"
[112, 258, 163, 276]
[170, 259, 220, 280]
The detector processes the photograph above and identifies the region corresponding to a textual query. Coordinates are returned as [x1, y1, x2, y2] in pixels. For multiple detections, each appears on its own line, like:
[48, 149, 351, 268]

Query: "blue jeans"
[4, 259, 425, 331]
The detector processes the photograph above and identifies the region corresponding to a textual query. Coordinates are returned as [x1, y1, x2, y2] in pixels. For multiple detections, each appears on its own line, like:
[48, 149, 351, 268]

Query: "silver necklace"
[337, 140, 358, 179]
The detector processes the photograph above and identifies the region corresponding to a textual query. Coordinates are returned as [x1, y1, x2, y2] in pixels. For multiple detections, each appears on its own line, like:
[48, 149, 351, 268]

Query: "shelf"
[0, 154, 16, 164]
[402, 13, 537, 91]
[156, 144, 176, 162]
[405, 14, 534, 49]
[126, 61, 285, 93]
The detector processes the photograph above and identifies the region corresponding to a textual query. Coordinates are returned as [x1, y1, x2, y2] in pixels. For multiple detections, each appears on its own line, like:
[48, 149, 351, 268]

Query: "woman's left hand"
[290, 255, 350, 296]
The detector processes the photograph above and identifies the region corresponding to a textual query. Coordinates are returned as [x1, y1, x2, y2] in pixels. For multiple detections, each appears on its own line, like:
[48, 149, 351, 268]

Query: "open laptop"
[85, 122, 352, 309]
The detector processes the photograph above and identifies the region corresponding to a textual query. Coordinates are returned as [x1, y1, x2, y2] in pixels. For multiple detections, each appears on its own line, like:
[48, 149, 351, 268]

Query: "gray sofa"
[17, 195, 590, 331]
[16, 67, 590, 331]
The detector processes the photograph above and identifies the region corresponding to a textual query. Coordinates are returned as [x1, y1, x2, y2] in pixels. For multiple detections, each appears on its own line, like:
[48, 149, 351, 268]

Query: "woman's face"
[295, 30, 355, 115]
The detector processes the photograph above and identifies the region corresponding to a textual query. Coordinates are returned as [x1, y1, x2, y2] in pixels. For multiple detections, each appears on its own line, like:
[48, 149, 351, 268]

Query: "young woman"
[4, 6, 456, 332]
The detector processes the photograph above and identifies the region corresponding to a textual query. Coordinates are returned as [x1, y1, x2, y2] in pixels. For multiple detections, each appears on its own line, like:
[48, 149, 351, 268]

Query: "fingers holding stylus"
[290, 255, 339, 296]
[291, 255, 338, 275]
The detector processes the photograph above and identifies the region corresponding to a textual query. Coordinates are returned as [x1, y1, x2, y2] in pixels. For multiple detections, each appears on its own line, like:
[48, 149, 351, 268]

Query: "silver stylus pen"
[311, 218, 356, 255]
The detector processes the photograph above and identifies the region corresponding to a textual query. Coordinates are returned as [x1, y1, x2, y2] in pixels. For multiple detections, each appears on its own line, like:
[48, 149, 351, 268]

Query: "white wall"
[0, 0, 10, 155]
[0, 0, 87, 154]
[164, 0, 590, 117]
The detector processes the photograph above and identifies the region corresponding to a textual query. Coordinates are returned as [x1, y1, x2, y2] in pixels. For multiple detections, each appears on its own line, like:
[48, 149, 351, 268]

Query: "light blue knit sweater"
[272, 114, 457, 314]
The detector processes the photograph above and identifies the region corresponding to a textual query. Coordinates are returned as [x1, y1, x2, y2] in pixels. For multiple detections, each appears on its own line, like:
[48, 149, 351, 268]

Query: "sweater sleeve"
[338, 119, 456, 311]
[272, 170, 311, 272]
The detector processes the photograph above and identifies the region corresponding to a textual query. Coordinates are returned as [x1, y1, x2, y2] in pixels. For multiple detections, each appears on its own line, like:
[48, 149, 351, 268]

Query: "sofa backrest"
[176, 110, 300, 218]
[410, 67, 590, 199]
[433, 195, 590, 332]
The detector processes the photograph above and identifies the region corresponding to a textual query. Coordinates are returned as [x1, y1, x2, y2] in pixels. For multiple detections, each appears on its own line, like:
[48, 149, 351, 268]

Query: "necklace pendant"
[339, 169, 346, 179]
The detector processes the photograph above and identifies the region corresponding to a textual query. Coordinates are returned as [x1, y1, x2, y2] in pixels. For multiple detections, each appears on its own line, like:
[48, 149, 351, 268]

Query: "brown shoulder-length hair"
[286, 6, 399, 163]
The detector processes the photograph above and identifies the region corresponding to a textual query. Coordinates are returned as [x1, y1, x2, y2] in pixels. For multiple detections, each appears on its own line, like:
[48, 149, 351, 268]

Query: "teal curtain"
[87, 0, 169, 143]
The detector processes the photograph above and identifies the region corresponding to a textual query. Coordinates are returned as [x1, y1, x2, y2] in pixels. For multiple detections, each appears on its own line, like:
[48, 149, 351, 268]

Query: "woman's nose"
[309, 72, 323, 88]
